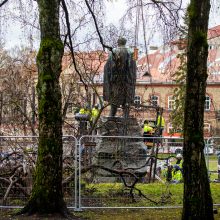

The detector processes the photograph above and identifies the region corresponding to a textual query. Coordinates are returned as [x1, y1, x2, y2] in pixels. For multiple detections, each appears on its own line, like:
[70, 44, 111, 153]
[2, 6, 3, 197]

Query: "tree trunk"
[182, 0, 213, 219]
[20, 0, 66, 215]
[0, 92, 3, 127]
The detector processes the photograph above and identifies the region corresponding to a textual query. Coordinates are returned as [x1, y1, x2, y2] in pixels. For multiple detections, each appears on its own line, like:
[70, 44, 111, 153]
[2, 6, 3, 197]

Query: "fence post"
[218, 152, 220, 181]
[74, 136, 83, 211]
[205, 137, 212, 173]
[73, 136, 80, 211]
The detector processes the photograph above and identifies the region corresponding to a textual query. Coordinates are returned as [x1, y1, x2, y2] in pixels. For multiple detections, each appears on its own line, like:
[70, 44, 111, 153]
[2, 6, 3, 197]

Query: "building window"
[209, 44, 214, 50]
[150, 95, 159, 106]
[134, 95, 141, 105]
[211, 71, 220, 75]
[168, 96, 175, 110]
[204, 123, 211, 133]
[204, 95, 211, 111]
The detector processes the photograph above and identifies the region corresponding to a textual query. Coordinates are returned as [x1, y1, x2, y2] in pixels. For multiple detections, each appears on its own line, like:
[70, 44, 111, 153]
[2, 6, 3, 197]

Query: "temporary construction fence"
[0, 136, 77, 209]
[0, 135, 220, 211]
[205, 137, 220, 181]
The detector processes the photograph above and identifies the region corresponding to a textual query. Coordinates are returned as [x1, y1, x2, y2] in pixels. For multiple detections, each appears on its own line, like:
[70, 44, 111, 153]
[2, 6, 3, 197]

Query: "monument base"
[93, 116, 150, 182]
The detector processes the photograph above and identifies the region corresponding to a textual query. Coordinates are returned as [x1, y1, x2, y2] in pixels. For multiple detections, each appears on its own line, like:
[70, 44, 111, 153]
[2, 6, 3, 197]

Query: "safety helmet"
[176, 154, 182, 159]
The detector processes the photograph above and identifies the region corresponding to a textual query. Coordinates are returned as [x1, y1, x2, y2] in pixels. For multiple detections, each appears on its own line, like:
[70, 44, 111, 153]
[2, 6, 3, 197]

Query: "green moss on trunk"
[182, 0, 214, 219]
[20, 0, 67, 215]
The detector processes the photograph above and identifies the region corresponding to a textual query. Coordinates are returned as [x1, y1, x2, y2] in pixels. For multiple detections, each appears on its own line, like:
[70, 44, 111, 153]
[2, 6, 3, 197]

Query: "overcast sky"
[2, 0, 220, 50]
[104, 0, 220, 51]
[104, 0, 220, 27]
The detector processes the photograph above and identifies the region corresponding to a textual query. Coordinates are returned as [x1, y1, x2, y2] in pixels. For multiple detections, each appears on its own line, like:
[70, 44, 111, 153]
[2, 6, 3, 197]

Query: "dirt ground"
[0, 210, 83, 220]
[1, 208, 220, 220]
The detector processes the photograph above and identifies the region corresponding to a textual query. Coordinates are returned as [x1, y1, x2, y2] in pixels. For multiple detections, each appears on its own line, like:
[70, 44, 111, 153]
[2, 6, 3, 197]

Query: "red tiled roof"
[208, 25, 220, 39]
[63, 25, 220, 84]
[137, 46, 182, 82]
[137, 25, 220, 83]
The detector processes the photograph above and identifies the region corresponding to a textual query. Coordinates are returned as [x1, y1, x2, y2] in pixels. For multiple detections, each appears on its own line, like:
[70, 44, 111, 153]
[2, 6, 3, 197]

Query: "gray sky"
[2, 0, 220, 50]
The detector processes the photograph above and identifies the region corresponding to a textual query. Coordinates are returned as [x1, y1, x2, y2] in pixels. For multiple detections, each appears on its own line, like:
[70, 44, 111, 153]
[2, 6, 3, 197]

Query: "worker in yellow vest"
[79, 104, 91, 116]
[143, 120, 154, 144]
[156, 114, 165, 136]
[91, 104, 99, 122]
[77, 104, 91, 134]
[171, 154, 183, 183]
[91, 104, 100, 135]
[143, 120, 154, 133]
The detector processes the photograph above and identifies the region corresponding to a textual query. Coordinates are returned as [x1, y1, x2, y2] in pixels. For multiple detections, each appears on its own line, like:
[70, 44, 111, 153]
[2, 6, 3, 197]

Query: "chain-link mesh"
[1, 135, 219, 210]
[78, 136, 184, 208]
[0, 136, 77, 208]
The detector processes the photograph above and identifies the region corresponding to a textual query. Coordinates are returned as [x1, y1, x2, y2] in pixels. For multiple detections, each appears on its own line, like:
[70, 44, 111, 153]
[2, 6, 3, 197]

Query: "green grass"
[83, 182, 220, 207]
[76, 182, 220, 220]
[207, 156, 219, 180]
[207, 154, 219, 160]
[1, 182, 220, 219]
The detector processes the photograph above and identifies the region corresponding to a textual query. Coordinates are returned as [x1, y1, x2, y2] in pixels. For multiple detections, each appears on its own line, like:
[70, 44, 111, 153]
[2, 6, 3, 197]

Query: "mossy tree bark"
[182, 0, 214, 219]
[20, 0, 67, 215]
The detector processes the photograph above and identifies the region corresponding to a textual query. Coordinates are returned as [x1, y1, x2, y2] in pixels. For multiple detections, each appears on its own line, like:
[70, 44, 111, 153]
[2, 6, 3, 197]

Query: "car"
[204, 145, 214, 155]
[158, 137, 183, 154]
[158, 137, 214, 155]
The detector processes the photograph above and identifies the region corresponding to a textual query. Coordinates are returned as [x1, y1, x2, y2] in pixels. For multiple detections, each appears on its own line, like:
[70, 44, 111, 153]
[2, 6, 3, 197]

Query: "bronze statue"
[103, 37, 136, 117]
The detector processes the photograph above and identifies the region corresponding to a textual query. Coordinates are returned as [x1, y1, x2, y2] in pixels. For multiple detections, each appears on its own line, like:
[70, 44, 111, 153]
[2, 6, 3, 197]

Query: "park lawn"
[208, 156, 219, 181]
[76, 182, 220, 219]
[1, 183, 220, 219]
[2, 207, 220, 220]
[84, 183, 220, 206]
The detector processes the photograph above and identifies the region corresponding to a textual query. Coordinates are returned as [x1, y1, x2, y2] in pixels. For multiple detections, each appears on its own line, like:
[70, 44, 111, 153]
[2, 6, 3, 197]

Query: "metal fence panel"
[78, 135, 184, 209]
[206, 137, 220, 182]
[0, 136, 77, 209]
[1, 135, 219, 210]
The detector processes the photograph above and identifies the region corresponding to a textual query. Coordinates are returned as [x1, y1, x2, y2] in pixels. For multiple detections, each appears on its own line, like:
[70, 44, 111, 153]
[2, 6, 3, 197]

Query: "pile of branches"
[0, 147, 76, 206]
[0, 143, 175, 206]
[80, 155, 174, 205]
[0, 150, 36, 205]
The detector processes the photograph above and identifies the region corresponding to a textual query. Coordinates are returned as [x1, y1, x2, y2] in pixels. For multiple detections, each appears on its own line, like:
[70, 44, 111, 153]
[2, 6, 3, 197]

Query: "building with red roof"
[134, 25, 220, 136]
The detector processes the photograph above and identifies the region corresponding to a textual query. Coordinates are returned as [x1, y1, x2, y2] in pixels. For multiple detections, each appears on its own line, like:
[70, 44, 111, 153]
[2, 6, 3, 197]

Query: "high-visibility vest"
[91, 108, 99, 120]
[172, 160, 183, 182]
[157, 115, 165, 127]
[79, 108, 90, 115]
[172, 170, 182, 181]
[143, 124, 153, 133]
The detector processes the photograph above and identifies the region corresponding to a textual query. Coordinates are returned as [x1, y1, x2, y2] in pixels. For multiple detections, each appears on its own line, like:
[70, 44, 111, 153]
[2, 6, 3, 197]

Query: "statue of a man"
[103, 37, 136, 117]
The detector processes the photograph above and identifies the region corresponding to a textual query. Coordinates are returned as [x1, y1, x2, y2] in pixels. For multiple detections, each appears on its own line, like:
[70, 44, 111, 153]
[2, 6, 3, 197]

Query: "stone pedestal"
[93, 117, 149, 182]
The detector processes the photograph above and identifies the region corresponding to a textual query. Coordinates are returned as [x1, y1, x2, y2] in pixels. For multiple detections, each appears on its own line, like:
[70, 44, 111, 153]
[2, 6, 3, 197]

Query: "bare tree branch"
[0, 0, 9, 8]
[61, 0, 89, 96]
[84, 0, 113, 52]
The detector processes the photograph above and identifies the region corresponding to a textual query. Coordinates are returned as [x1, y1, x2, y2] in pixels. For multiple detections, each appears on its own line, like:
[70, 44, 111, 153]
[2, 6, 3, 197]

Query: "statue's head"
[117, 37, 127, 46]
